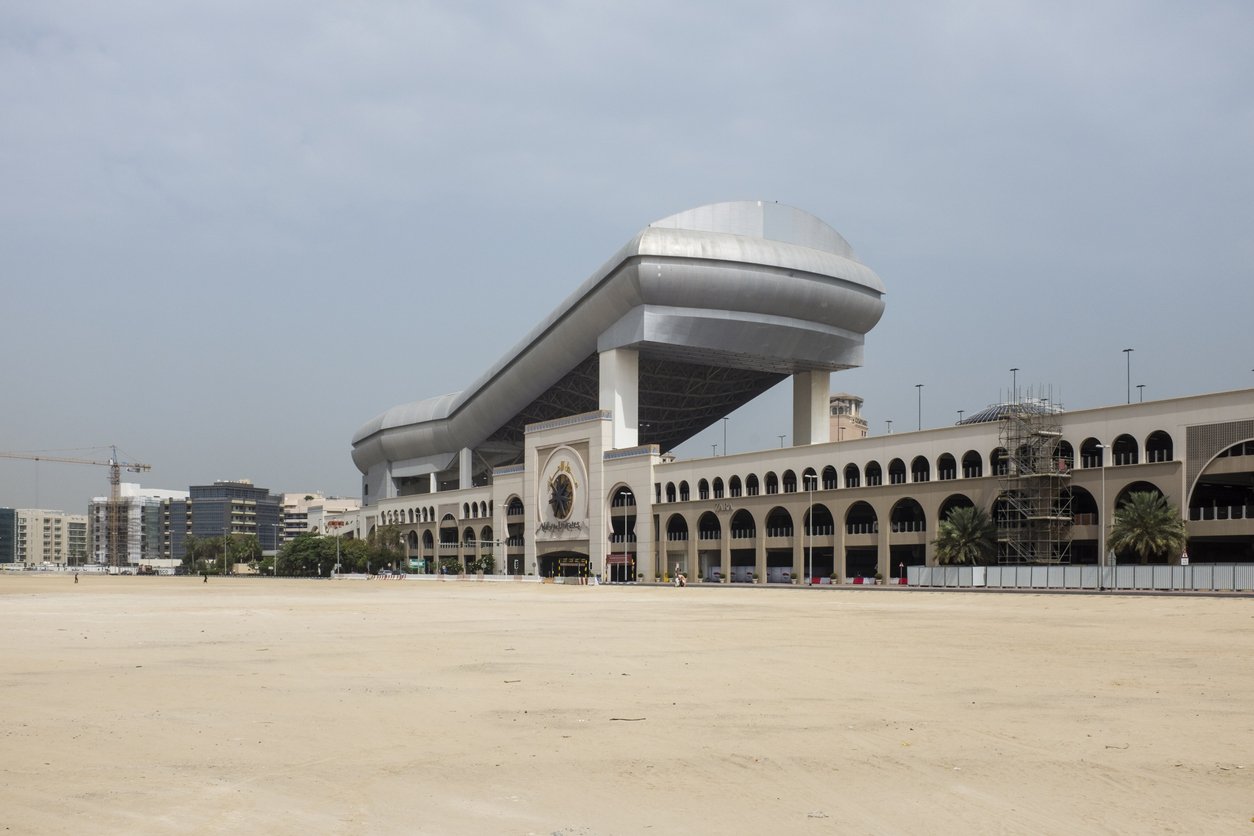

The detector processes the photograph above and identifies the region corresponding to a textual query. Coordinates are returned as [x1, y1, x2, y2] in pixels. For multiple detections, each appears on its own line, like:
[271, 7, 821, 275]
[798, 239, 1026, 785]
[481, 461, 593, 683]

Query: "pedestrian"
[203, 572, 208, 583]
[74, 572, 78, 584]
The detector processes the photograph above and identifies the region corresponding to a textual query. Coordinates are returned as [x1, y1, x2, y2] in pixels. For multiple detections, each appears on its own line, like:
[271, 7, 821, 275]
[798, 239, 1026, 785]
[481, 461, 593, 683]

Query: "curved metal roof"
[352, 201, 887, 477]
[959, 401, 1065, 425]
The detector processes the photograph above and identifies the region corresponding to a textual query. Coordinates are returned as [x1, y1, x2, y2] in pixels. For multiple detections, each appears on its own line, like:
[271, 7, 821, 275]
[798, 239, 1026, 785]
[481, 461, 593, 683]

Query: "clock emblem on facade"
[548, 473, 574, 519]
[547, 462, 577, 520]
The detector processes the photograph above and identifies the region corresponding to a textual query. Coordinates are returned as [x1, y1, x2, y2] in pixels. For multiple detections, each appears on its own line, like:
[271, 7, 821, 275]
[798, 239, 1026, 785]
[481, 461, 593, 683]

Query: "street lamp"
[915, 384, 924, 431]
[271, 523, 282, 576]
[778, 434, 786, 448]
[886, 419, 893, 434]
[1123, 348, 1134, 404]
[1137, 384, 1145, 403]
[804, 473, 818, 586]
[1010, 368, 1019, 404]
[619, 488, 633, 584]
[327, 518, 346, 575]
[722, 417, 729, 456]
[1097, 443, 1111, 590]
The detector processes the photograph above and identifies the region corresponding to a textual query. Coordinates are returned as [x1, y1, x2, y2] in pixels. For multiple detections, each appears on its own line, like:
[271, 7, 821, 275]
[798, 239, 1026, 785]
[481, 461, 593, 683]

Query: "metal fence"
[907, 564, 1254, 592]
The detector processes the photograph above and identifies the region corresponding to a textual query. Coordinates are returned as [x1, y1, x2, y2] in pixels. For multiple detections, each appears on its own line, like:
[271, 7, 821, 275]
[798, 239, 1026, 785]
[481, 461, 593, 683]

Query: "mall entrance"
[605, 553, 637, 582]
[539, 552, 589, 578]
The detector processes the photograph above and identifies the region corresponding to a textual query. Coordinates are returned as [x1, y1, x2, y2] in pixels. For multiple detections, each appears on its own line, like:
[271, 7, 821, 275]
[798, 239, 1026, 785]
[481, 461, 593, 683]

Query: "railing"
[866, 476, 881, 487]
[963, 467, 982, 478]
[747, 486, 759, 496]
[890, 520, 925, 533]
[506, 537, 524, 547]
[890, 473, 906, 485]
[1190, 505, 1254, 521]
[608, 533, 637, 543]
[730, 529, 756, 539]
[1080, 456, 1101, 468]
[846, 522, 879, 535]
[801, 525, 834, 536]
[1146, 449, 1172, 463]
[823, 480, 837, 490]
[845, 478, 860, 488]
[730, 488, 742, 497]
[666, 531, 689, 541]
[909, 564, 1254, 592]
[1073, 513, 1097, 526]
[698, 530, 721, 540]
[938, 470, 956, 480]
[1114, 453, 1138, 466]
[764, 527, 793, 537]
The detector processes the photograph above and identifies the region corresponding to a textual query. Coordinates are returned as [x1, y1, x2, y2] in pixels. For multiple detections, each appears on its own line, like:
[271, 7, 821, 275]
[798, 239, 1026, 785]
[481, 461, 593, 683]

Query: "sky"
[2, 1, 1252, 514]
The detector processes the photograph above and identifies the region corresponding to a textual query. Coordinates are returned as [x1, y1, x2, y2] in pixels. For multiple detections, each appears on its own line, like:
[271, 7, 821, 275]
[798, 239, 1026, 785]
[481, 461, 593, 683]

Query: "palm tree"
[1107, 491, 1187, 564]
[934, 505, 996, 565]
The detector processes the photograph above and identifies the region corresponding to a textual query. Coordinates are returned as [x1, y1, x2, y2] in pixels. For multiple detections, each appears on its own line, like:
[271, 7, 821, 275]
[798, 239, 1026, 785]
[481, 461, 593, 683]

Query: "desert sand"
[0, 574, 1250, 835]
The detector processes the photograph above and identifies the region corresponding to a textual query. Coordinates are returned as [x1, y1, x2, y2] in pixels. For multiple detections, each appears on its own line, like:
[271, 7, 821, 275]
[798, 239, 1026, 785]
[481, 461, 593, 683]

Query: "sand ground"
[0, 575, 1251, 835]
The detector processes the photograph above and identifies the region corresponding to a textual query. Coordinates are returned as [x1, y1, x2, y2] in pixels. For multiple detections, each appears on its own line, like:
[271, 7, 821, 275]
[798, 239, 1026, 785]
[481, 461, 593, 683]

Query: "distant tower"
[829, 393, 868, 442]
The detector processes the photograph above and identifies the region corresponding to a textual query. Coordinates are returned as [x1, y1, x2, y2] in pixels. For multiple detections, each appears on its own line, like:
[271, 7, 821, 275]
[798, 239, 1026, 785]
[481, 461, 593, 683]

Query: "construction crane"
[0, 446, 152, 567]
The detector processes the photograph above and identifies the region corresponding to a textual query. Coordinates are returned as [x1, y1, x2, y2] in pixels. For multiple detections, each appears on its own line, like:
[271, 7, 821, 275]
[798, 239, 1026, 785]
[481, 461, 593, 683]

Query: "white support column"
[599, 348, 639, 450]
[792, 371, 831, 445]
[459, 447, 473, 490]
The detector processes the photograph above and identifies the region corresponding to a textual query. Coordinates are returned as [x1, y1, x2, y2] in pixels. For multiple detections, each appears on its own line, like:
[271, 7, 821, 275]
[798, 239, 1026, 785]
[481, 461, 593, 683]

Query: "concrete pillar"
[792, 371, 831, 446]
[686, 534, 697, 581]
[458, 448, 473, 490]
[792, 534, 804, 584]
[834, 522, 846, 583]
[429, 473, 437, 493]
[877, 509, 891, 581]
[720, 530, 731, 583]
[599, 348, 639, 450]
[755, 534, 766, 583]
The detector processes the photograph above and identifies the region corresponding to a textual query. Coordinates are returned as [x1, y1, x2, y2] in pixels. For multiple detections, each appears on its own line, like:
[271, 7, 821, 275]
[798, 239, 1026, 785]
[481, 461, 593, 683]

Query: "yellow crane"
[0, 446, 152, 567]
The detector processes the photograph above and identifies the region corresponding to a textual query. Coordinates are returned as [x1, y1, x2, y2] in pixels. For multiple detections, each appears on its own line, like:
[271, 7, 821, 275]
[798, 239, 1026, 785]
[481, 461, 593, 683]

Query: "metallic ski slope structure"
[352, 201, 886, 500]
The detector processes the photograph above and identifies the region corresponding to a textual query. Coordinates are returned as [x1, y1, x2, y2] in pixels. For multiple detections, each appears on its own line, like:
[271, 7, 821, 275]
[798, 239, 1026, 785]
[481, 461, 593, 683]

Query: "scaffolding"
[996, 389, 1072, 563]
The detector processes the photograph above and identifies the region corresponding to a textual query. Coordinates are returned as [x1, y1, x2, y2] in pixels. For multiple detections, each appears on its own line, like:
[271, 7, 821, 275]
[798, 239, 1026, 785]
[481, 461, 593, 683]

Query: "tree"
[368, 525, 404, 571]
[1107, 491, 1187, 564]
[934, 505, 996, 566]
[279, 531, 336, 576]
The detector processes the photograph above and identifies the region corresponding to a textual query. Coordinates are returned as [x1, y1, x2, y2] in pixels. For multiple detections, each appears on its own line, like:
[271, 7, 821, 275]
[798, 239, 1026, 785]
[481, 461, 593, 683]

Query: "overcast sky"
[2, 1, 1251, 513]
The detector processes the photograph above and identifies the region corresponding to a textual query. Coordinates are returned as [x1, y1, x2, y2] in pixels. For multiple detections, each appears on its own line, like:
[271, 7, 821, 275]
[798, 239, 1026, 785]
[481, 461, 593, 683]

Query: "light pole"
[1097, 443, 1111, 590]
[327, 518, 346, 575]
[620, 488, 633, 584]
[886, 419, 892, 434]
[804, 474, 817, 586]
[1137, 384, 1145, 403]
[778, 434, 786, 448]
[915, 383, 924, 431]
[722, 417, 728, 456]
[1010, 368, 1019, 403]
[1123, 348, 1133, 404]
[712, 443, 718, 457]
[957, 409, 964, 423]
[271, 523, 282, 576]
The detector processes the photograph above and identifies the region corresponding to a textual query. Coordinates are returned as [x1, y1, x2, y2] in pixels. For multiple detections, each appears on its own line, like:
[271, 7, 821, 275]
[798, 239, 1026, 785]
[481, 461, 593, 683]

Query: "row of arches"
[379, 500, 494, 527]
[658, 431, 1176, 502]
[658, 481, 1167, 541]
